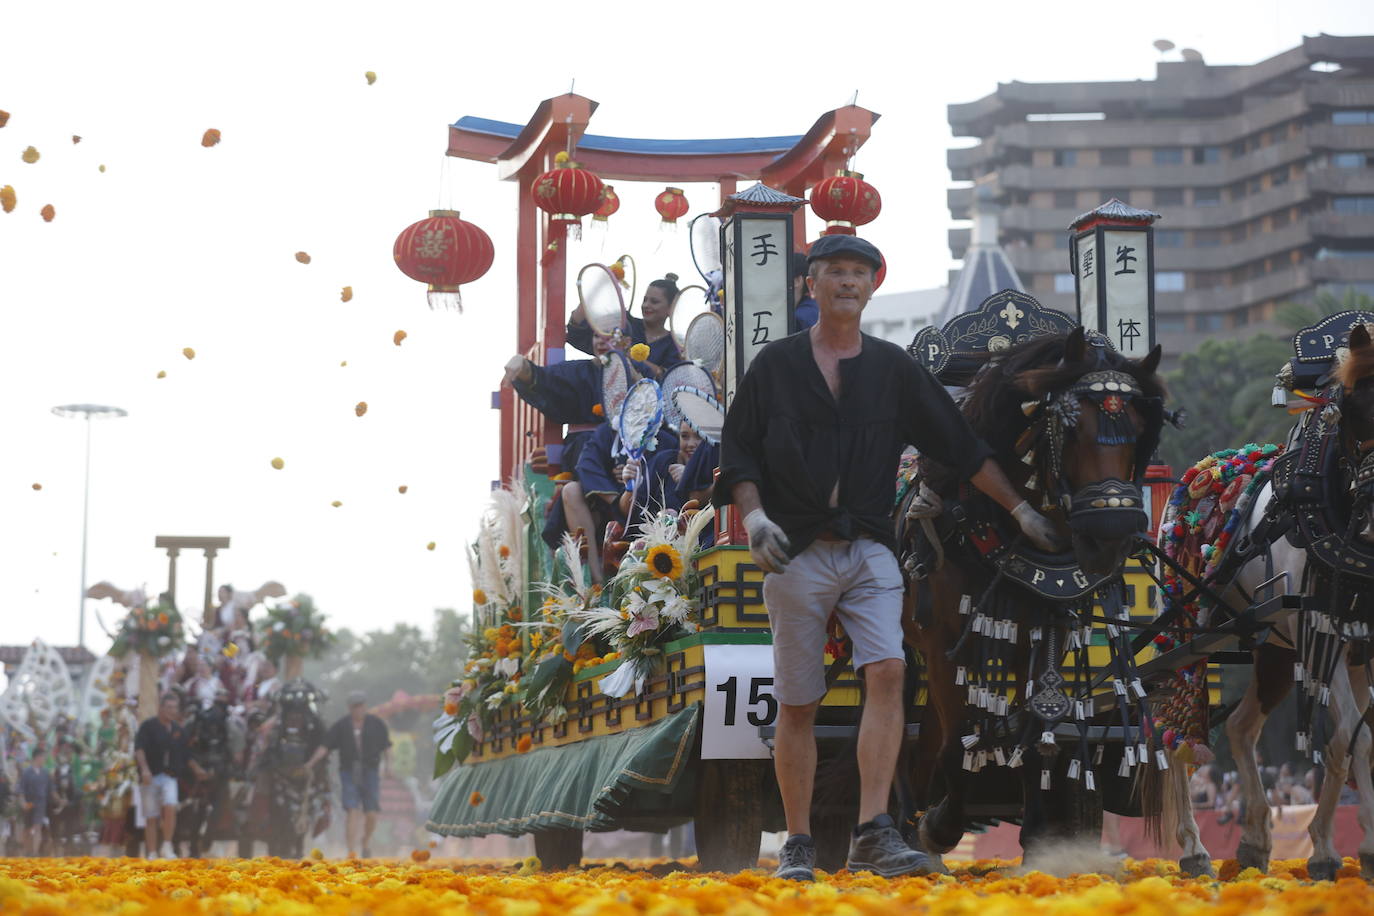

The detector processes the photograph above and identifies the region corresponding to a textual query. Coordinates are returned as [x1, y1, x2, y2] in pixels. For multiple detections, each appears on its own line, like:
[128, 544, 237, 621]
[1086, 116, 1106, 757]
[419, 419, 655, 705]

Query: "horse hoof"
[1360, 852, 1374, 880]
[1236, 842, 1269, 873]
[1307, 858, 1341, 882]
[918, 817, 958, 856]
[1179, 854, 1214, 878]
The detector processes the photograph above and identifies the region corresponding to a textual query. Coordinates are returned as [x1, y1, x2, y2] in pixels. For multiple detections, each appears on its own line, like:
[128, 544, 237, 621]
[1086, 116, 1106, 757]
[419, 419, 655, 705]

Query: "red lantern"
[531, 158, 604, 230]
[655, 186, 689, 224]
[393, 209, 494, 312]
[810, 170, 882, 236]
[593, 184, 620, 222]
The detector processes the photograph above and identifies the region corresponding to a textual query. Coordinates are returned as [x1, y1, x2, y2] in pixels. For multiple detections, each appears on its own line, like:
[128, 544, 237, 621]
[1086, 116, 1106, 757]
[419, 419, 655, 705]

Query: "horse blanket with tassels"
[1155, 443, 1285, 763]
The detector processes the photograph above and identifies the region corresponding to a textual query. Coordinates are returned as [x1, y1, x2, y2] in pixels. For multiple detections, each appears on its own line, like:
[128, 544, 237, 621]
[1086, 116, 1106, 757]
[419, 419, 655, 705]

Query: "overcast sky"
[1, 0, 1368, 669]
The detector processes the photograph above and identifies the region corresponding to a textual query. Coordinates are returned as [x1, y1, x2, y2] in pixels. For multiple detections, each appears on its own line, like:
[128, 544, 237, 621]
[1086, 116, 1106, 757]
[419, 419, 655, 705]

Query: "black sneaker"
[846, 815, 945, 877]
[774, 834, 816, 881]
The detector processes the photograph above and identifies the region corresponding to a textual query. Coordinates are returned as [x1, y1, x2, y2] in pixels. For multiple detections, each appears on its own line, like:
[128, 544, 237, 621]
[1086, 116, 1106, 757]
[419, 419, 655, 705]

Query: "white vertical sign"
[723, 227, 739, 409]
[1101, 229, 1150, 356]
[1075, 234, 1099, 335]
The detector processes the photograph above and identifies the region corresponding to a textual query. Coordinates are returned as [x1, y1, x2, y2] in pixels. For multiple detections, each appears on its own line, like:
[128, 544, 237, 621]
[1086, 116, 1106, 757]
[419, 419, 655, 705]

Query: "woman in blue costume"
[565, 273, 683, 372]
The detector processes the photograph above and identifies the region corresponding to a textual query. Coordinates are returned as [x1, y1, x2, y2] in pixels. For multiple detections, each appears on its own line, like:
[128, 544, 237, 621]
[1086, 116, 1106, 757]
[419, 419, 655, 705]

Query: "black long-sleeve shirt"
[715, 330, 993, 557]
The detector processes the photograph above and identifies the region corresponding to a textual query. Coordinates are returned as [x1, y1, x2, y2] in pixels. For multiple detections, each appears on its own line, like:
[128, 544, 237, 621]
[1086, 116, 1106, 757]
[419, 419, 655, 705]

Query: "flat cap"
[807, 235, 883, 272]
[347, 691, 367, 707]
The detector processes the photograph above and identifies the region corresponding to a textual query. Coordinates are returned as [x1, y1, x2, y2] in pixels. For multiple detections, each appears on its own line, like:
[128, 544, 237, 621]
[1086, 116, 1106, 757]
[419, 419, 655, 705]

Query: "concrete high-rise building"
[946, 34, 1374, 359]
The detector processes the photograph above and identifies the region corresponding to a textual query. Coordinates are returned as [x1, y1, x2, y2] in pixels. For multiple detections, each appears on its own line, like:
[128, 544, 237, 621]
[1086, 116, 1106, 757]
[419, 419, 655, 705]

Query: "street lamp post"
[52, 403, 128, 648]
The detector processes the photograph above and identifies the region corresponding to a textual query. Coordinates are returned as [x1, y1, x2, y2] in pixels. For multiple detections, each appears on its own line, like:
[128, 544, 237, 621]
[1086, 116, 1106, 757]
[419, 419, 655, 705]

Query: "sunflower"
[645, 544, 683, 580]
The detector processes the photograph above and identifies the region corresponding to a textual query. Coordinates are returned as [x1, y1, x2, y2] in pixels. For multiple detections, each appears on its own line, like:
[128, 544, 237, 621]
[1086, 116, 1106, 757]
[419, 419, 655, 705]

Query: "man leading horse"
[716, 235, 1063, 881]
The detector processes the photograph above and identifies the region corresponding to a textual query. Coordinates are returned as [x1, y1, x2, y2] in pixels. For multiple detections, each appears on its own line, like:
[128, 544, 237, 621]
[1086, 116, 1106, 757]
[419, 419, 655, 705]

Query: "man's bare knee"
[777, 700, 821, 725]
[860, 658, 904, 692]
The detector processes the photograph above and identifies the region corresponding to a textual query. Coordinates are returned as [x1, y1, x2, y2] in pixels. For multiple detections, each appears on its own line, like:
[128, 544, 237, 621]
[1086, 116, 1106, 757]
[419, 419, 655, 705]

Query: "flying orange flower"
[394, 329, 407, 346]
[468, 791, 484, 806]
[71, 135, 81, 144]
[331, 500, 342, 508]
[21, 146, 39, 163]
[183, 347, 195, 360]
[365, 71, 377, 85]
[295, 251, 311, 264]
[156, 370, 166, 379]
[271, 457, 285, 470]
[0, 110, 9, 127]
[40, 204, 54, 222]
[31, 483, 41, 491]
[592, 404, 604, 417]
[1, 185, 15, 213]
[201, 129, 221, 147]
[341, 286, 353, 302]
[426, 541, 436, 551]
[398, 485, 408, 494]
[355, 401, 367, 417]
[98, 164, 105, 173]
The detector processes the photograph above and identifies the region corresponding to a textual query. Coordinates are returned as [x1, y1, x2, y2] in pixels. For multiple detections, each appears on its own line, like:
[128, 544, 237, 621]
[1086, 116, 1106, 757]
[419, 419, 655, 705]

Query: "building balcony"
[949, 186, 973, 221]
[990, 180, 1312, 232]
[1309, 212, 1374, 240]
[1307, 124, 1374, 152]
[1306, 81, 1374, 109]
[1307, 168, 1374, 195]
[1312, 258, 1374, 284]
[948, 227, 971, 259]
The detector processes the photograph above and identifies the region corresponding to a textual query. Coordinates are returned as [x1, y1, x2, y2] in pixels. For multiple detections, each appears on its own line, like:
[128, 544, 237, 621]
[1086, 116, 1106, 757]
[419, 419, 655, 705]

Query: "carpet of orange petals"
[1, 855, 1372, 914]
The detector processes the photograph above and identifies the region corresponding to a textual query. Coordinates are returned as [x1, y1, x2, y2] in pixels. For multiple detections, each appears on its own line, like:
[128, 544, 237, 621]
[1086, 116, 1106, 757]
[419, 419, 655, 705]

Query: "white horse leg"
[1163, 757, 1214, 876]
[1308, 658, 1356, 881]
[1347, 663, 1374, 878]
[1227, 678, 1274, 871]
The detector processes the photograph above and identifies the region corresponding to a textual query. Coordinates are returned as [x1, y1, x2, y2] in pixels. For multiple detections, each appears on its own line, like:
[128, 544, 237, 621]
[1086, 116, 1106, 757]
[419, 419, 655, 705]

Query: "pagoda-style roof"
[712, 182, 806, 218]
[1068, 199, 1162, 231]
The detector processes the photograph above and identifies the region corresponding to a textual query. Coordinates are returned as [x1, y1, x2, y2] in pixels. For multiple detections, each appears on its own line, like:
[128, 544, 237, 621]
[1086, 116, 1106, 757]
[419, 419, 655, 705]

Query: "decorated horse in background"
[1151, 312, 1374, 880]
[239, 679, 331, 858]
[897, 290, 1173, 868]
[175, 696, 244, 857]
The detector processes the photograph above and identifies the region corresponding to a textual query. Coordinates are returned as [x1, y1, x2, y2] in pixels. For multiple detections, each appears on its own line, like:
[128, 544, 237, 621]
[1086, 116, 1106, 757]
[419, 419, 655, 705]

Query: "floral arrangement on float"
[260, 594, 335, 664]
[434, 487, 529, 774]
[108, 601, 185, 658]
[569, 505, 714, 699]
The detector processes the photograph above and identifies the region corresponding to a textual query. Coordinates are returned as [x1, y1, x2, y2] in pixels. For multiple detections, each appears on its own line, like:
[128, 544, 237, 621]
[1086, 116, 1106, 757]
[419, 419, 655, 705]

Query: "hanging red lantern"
[810, 170, 882, 236]
[654, 186, 689, 224]
[531, 153, 604, 230]
[393, 209, 494, 312]
[593, 184, 620, 222]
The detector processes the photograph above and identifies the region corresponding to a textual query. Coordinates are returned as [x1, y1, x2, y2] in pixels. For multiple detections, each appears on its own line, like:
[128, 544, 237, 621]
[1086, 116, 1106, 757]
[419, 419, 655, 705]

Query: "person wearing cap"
[716, 234, 1063, 881]
[307, 692, 391, 857]
[791, 251, 819, 330]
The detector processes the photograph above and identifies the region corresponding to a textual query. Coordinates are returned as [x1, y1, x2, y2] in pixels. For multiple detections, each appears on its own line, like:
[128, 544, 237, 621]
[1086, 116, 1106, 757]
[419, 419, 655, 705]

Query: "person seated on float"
[566, 273, 684, 372]
[616, 424, 699, 537]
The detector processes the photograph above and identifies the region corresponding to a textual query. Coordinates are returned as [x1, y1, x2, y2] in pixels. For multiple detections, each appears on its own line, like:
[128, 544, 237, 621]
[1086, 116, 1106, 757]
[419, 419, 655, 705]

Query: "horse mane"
[1337, 337, 1374, 391]
[961, 333, 1168, 457]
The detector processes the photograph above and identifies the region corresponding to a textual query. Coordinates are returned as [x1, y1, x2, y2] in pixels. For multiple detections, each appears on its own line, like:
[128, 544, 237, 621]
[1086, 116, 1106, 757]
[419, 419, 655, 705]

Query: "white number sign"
[701, 643, 777, 759]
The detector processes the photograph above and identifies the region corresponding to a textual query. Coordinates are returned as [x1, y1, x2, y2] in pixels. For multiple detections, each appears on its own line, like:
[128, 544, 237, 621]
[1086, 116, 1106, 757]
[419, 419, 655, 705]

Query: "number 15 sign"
[702, 643, 777, 759]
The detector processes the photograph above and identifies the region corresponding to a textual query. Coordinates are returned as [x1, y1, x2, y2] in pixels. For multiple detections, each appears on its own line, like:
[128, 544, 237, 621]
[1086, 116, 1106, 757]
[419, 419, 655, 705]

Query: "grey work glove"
[1010, 500, 1067, 553]
[743, 508, 791, 574]
[905, 481, 943, 520]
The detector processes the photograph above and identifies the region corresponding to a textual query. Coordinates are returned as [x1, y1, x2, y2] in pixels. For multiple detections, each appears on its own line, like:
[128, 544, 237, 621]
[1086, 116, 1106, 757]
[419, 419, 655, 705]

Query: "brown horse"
[901, 327, 1166, 866]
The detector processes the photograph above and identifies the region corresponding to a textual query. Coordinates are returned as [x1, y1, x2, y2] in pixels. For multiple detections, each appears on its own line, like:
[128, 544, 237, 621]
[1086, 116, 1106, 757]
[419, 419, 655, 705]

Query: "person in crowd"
[135, 693, 187, 859]
[305, 692, 392, 858]
[20, 747, 51, 856]
[792, 252, 818, 329]
[51, 739, 87, 855]
[1189, 763, 1218, 809]
[186, 655, 226, 712]
[716, 234, 1061, 881]
[1216, 770, 1242, 824]
[566, 274, 684, 369]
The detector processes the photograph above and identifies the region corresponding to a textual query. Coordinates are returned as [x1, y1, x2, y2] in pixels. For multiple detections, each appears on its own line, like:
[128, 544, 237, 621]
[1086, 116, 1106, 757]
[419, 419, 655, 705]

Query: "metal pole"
[78, 414, 93, 648]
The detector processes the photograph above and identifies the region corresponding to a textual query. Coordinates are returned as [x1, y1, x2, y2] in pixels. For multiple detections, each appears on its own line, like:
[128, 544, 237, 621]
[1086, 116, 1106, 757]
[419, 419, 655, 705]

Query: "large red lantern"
[531, 157, 604, 230]
[810, 170, 882, 236]
[593, 184, 620, 222]
[393, 209, 494, 312]
[655, 186, 689, 224]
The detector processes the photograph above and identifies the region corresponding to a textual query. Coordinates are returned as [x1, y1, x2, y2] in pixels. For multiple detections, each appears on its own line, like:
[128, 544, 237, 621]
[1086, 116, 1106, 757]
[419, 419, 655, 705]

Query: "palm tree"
[1275, 287, 1374, 336]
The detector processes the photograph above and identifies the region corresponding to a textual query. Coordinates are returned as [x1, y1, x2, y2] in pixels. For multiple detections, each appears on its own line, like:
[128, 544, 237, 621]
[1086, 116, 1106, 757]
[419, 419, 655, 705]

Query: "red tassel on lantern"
[393, 210, 494, 312]
[810, 170, 882, 236]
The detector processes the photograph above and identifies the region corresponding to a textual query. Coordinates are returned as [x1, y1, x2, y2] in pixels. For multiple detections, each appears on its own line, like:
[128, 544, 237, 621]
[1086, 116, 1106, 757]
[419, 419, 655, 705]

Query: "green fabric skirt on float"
[426, 704, 701, 837]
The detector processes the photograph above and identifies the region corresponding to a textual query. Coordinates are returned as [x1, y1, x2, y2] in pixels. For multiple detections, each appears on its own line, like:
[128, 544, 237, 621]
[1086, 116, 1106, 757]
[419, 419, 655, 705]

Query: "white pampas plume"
[488, 486, 526, 599]
[559, 531, 586, 597]
[682, 504, 716, 555]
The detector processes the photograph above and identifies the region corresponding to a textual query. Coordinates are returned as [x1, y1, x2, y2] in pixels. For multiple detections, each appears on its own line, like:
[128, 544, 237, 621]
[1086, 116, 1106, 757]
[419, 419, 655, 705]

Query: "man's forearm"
[969, 458, 1024, 513]
[731, 481, 763, 518]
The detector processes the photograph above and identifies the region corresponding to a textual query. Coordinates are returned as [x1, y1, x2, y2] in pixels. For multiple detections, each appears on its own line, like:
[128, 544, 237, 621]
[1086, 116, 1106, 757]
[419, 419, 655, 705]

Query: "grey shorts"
[762, 538, 905, 706]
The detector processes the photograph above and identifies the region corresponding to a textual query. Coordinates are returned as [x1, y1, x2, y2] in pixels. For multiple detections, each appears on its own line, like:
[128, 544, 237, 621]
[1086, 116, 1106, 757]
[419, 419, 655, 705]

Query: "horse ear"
[1351, 324, 1372, 351]
[1138, 344, 1163, 377]
[1063, 327, 1087, 364]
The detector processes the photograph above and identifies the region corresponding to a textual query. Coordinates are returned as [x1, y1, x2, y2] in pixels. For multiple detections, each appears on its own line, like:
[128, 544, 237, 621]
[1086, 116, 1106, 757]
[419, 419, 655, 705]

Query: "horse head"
[971, 327, 1168, 576]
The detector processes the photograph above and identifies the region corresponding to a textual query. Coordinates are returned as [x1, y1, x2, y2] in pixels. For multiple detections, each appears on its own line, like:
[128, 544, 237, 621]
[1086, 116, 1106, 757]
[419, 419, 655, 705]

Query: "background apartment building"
[945, 34, 1374, 359]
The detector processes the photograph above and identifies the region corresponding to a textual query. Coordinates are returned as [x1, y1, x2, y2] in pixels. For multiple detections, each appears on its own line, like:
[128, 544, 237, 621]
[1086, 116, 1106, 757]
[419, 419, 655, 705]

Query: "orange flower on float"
[1, 185, 15, 213]
[40, 204, 54, 222]
[592, 404, 604, 417]
[341, 286, 353, 302]
[552, 472, 573, 481]
[295, 251, 311, 264]
[355, 401, 367, 417]
[158, 612, 169, 625]
[629, 343, 650, 362]
[223, 642, 239, 658]
[468, 791, 484, 806]
[508, 609, 522, 621]
[498, 545, 511, 559]
[21, 146, 39, 163]
[473, 589, 487, 605]
[516, 736, 532, 754]
[394, 329, 407, 346]
[442, 699, 458, 716]
[201, 128, 221, 147]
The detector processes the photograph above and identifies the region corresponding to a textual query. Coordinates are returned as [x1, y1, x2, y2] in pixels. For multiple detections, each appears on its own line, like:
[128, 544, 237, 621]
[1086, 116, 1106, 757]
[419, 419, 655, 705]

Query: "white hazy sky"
[1, 0, 1369, 659]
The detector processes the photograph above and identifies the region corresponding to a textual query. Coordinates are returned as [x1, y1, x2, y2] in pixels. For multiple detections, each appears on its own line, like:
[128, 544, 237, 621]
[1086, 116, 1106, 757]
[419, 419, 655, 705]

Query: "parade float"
[420, 95, 1229, 872]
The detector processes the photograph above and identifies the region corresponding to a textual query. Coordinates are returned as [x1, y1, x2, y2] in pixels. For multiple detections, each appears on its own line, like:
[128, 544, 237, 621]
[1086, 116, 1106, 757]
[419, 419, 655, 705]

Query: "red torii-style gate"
[446, 94, 880, 482]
